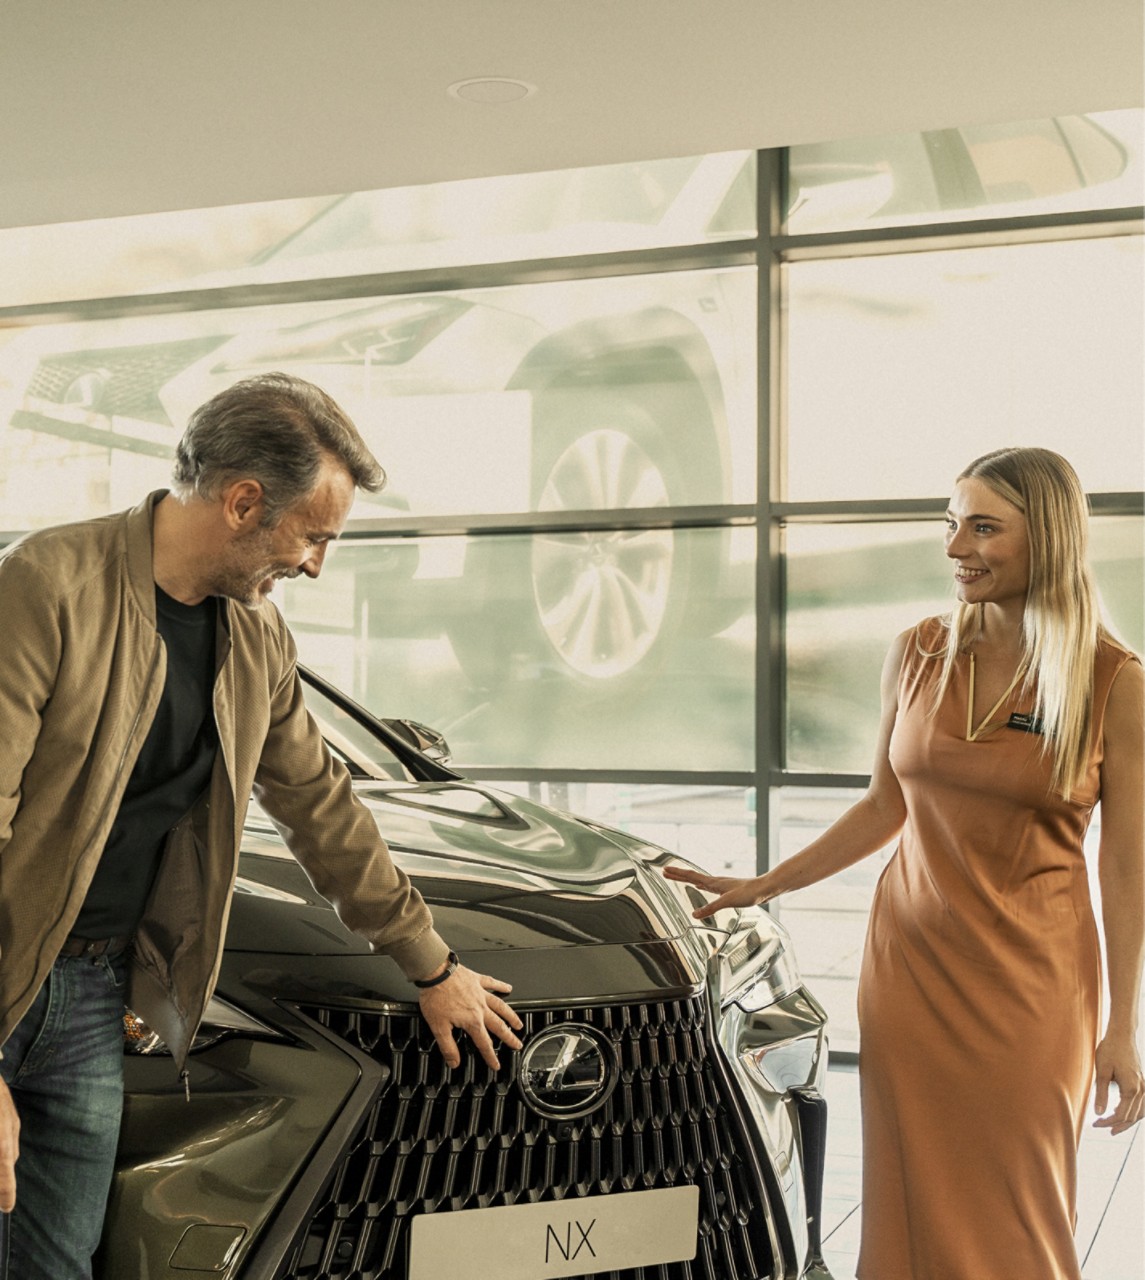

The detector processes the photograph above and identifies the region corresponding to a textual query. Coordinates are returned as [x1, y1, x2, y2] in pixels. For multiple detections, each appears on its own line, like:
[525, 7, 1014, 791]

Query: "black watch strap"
[414, 950, 460, 989]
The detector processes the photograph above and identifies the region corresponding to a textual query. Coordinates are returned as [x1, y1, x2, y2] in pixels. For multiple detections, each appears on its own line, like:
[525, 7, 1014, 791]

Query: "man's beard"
[210, 527, 295, 609]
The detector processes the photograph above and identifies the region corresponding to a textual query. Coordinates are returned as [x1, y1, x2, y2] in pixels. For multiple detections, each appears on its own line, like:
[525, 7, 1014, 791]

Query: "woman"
[666, 448, 1144, 1279]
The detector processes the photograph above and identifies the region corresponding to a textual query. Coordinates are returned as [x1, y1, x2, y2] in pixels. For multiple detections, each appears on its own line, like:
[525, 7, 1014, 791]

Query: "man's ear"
[220, 479, 266, 531]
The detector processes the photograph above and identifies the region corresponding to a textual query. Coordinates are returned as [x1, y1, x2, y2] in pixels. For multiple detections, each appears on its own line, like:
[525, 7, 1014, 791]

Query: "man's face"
[213, 458, 356, 609]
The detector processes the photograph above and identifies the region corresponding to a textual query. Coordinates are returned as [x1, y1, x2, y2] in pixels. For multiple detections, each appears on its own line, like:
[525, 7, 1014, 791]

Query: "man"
[0, 372, 522, 1279]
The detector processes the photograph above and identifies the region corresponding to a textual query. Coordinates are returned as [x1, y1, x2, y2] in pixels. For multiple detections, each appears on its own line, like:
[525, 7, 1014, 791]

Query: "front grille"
[27, 336, 226, 423]
[274, 997, 775, 1280]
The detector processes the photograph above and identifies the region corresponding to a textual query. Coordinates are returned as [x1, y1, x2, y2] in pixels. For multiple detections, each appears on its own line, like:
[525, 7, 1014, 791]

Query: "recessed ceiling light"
[448, 77, 538, 104]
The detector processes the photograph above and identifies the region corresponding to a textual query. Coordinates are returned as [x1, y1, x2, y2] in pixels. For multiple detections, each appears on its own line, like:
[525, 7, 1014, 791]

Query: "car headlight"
[124, 996, 283, 1056]
[211, 296, 472, 372]
[716, 913, 803, 1012]
[710, 912, 828, 1275]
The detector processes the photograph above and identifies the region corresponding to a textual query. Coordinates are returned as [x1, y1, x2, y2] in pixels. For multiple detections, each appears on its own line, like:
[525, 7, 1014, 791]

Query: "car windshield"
[300, 674, 412, 782]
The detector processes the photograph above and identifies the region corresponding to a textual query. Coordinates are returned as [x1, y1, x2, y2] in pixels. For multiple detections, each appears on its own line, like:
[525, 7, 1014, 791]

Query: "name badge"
[1006, 712, 1044, 735]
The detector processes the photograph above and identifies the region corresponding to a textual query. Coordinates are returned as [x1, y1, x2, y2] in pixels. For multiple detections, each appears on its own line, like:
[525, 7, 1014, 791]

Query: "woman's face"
[944, 477, 1031, 609]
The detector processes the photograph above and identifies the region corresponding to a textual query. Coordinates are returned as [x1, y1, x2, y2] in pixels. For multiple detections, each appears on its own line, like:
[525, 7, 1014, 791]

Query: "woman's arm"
[665, 628, 912, 919]
[1093, 658, 1145, 1135]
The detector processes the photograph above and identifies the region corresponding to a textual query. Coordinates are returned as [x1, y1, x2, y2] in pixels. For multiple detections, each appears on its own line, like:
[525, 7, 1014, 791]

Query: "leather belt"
[58, 933, 133, 959]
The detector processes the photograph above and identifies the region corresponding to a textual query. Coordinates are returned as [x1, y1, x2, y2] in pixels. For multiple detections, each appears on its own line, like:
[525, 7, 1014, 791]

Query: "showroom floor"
[819, 1063, 1144, 1280]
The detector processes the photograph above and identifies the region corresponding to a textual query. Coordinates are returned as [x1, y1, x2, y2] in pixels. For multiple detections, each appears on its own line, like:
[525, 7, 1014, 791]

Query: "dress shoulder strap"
[912, 614, 950, 660]
[897, 615, 949, 701]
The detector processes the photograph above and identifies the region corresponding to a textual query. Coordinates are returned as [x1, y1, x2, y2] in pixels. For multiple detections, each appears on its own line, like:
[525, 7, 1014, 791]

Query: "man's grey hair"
[172, 372, 385, 524]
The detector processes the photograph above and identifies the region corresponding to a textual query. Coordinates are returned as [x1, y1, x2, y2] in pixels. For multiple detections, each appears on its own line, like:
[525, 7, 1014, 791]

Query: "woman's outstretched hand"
[662, 866, 770, 920]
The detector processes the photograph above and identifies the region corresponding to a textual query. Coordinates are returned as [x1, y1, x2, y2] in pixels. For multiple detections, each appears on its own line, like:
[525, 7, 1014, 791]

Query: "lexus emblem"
[518, 1024, 618, 1119]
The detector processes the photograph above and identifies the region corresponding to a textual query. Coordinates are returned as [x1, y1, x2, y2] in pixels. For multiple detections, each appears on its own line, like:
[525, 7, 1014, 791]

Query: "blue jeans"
[0, 952, 127, 1280]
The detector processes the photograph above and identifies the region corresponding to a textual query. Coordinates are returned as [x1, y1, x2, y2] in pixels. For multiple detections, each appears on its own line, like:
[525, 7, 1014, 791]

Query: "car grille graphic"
[274, 996, 775, 1280]
[27, 336, 227, 424]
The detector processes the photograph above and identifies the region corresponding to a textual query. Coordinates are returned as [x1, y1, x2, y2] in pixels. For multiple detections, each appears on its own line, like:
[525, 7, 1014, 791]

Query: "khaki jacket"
[0, 492, 448, 1066]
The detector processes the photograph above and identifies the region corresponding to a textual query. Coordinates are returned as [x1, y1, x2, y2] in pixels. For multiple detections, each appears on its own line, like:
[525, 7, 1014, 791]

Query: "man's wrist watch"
[413, 950, 460, 989]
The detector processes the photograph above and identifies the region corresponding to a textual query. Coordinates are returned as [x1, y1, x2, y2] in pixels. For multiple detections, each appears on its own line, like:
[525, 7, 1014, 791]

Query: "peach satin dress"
[856, 617, 1138, 1280]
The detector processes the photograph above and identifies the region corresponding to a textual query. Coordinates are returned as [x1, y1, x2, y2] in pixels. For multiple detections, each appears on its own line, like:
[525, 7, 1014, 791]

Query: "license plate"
[408, 1184, 700, 1280]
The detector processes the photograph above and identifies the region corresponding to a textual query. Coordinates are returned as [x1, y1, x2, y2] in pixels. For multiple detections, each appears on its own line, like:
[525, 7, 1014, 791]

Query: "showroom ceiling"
[0, 0, 1141, 230]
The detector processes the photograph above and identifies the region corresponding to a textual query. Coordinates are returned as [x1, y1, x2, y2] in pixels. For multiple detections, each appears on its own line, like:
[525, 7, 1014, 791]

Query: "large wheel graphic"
[531, 428, 676, 679]
[446, 375, 721, 688]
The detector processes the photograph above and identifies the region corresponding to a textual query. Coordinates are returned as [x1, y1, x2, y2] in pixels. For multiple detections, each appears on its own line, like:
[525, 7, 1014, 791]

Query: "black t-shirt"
[74, 587, 219, 937]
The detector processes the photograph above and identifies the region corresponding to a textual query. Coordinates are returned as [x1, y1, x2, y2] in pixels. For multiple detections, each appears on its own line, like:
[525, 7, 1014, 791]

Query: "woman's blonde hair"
[933, 446, 1106, 799]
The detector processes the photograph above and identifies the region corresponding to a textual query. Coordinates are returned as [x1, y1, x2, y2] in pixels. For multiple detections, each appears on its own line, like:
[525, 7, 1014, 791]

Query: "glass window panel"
[786, 110, 1144, 234]
[0, 267, 755, 526]
[770, 786, 893, 1054]
[786, 522, 952, 773]
[492, 781, 757, 879]
[1093, 516, 1145, 654]
[281, 525, 754, 773]
[785, 517, 1143, 774]
[0, 153, 754, 307]
[0, 197, 333, 310]
[786, 236, 1144, 500]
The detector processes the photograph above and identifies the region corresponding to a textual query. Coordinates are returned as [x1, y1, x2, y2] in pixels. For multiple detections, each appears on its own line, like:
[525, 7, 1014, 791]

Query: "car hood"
[229, 780, 709, 959]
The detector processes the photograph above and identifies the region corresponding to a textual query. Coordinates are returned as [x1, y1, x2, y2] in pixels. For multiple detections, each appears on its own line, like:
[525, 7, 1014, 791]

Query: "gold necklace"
[966, 651, 1027, 742]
